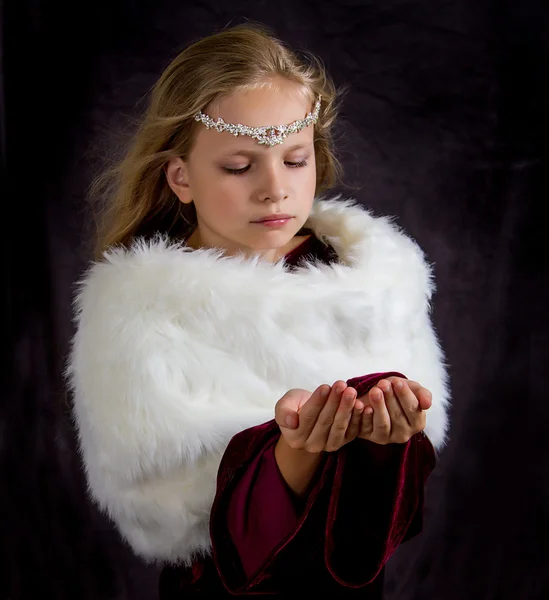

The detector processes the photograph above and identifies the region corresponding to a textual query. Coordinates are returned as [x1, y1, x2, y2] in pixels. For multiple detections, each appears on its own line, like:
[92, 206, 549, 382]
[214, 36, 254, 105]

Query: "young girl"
[67, 23, 450, 598]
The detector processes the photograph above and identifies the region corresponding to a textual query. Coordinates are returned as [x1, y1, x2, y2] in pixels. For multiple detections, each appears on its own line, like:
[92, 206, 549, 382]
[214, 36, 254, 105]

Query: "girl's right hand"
[274, 381, 369, 453]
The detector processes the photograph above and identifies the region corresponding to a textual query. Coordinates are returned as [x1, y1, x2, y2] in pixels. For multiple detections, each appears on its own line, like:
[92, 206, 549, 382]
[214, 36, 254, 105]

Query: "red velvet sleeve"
[324, 372, 437, 587]
[225, 435, 307, 578]
[210, 419, 336, 594]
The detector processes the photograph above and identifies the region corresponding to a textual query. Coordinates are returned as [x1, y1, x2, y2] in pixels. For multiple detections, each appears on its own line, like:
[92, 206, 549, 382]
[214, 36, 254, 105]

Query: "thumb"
[406, 380, 432, 411]
[275, 390, 303, 429]
[419, 394, 432, 410]
[275, 403, 299, 429]
[281, 411, 299, 429]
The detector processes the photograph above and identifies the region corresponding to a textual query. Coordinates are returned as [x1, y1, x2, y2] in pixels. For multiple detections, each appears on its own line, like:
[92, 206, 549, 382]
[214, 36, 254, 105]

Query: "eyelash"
[223, 160, 308, 175]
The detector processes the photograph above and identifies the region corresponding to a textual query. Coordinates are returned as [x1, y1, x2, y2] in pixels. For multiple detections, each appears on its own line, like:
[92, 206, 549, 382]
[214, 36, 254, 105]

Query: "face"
[165, 81, 317, 262]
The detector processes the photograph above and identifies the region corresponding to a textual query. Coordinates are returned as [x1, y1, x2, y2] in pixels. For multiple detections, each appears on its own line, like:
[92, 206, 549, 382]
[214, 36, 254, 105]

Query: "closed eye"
[223, 160, 309, 175]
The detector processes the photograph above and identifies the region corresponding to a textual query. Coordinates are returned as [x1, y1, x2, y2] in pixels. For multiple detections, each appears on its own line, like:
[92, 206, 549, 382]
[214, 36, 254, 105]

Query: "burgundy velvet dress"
[158, 232, 437, 598]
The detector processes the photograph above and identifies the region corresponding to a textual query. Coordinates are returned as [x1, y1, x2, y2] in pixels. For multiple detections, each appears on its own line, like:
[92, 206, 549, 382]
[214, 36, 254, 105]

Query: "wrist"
[274, 435, 324, 497]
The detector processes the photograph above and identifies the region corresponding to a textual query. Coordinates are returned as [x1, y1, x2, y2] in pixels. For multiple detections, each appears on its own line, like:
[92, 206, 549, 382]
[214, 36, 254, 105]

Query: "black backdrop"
[2, 1, 548, 598]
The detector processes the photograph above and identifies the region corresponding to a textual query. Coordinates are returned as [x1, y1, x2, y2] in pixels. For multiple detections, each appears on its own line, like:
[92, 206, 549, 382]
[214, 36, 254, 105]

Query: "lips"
[253, 214, 293, 223]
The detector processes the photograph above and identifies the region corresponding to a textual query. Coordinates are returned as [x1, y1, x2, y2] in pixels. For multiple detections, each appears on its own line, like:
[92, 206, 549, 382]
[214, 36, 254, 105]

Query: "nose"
[257, 163, 289, 202]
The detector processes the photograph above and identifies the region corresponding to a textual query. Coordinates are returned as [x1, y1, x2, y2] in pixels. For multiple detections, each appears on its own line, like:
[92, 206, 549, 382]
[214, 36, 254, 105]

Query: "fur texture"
[66, 197, 450, 565]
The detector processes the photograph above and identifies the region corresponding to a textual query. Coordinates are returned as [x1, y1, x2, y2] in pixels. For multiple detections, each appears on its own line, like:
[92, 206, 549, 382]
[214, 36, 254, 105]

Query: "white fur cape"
[66, 197, 450, 565]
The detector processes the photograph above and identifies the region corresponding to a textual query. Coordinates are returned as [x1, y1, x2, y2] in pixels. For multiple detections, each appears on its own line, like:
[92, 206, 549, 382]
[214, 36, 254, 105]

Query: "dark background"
[2, 0, 548, 598]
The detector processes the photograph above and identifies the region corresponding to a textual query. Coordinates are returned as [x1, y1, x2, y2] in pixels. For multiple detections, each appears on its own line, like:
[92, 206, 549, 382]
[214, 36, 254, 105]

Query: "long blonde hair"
[89, 22, 344, 259]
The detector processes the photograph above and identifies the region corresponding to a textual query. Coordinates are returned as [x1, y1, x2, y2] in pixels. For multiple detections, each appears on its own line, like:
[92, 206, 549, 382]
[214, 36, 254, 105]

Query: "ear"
[165, 157, 193, 204]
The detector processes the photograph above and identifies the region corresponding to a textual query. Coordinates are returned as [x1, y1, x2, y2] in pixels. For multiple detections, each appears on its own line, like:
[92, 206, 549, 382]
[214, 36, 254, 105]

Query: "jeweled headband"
[193, 96, 321, 147]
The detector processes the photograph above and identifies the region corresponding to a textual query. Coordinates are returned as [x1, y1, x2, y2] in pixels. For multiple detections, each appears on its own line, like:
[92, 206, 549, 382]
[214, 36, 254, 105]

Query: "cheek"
[301, 165, 317, 198]
[195, 174, 246, 218]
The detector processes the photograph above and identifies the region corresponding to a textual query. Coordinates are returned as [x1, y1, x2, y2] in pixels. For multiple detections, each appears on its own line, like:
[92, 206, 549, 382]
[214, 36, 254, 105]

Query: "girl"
[67, 23, 450, 598]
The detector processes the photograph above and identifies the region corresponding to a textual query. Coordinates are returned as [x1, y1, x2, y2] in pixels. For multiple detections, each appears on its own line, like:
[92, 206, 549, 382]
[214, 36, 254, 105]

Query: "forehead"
[193, 84, 316, 154]
[208, 83, 313, 127]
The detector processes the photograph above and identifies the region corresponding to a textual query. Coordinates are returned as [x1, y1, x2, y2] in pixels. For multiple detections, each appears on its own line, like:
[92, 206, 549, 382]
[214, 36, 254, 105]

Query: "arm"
[212, 373, 421, 593]
[211, 381, 361, 592]
[210, 420, 337, 594]
[225, 433, 320, 579]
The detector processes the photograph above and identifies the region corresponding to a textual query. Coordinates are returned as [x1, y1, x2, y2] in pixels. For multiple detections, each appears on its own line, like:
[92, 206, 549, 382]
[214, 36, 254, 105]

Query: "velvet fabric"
[158, 235, 436, 597]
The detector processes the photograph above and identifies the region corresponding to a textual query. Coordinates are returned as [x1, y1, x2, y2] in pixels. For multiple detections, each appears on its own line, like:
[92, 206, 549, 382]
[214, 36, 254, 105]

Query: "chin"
[251, 231, 295, 246]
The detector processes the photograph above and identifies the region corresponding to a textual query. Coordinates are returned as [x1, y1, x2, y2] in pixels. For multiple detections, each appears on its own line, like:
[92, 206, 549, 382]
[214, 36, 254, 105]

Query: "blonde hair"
[89, 22, 344, 259]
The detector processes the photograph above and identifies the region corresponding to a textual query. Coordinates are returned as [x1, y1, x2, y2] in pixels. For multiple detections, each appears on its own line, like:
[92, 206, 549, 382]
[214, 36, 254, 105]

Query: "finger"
[297, 384, 332, 437]
[325, 387, 358, 451]
[358, 404, 374, 438]
[392, 379, 427, 425]
[392, 379, 419, 414]
[418, 388, 432, 410]
[396, 379, 432, 410]
[306, 381, 348, 449]
[392, 380, 429, 435]
[379, 379, 411, 429]
[344, 400, 365, 442]
[370, 385, 391, 442]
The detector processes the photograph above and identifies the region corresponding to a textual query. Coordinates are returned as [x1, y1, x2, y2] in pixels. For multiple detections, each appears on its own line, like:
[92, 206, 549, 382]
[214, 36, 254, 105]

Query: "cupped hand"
[357, 377, 431, 445]
[275, 381, 369, 453]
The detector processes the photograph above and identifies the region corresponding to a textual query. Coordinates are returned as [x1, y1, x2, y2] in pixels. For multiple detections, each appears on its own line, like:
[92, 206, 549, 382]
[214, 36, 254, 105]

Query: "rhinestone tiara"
[193, 96, 321, 147]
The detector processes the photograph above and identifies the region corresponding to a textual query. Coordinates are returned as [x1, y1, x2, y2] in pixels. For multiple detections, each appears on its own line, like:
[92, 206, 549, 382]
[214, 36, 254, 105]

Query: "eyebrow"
[220, 142, 313, 157]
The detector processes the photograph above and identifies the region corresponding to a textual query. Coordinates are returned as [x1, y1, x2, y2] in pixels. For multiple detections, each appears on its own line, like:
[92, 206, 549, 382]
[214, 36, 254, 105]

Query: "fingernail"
[321, 387, 330, 399]
[365, 406, 373, 415]
[285, 415, 294, 427]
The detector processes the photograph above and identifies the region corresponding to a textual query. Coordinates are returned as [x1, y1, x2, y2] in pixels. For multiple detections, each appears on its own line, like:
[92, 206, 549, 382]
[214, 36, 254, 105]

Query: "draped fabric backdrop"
[2, 0, 548, 598]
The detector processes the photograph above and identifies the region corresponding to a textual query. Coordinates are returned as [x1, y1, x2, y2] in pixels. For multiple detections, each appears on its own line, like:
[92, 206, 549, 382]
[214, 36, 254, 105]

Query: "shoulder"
[307, 196, 436, 301]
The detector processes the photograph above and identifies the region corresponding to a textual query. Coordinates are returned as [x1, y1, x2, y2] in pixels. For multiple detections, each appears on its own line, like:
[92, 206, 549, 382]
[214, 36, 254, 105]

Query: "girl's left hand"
[357, 377, 431, 445]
